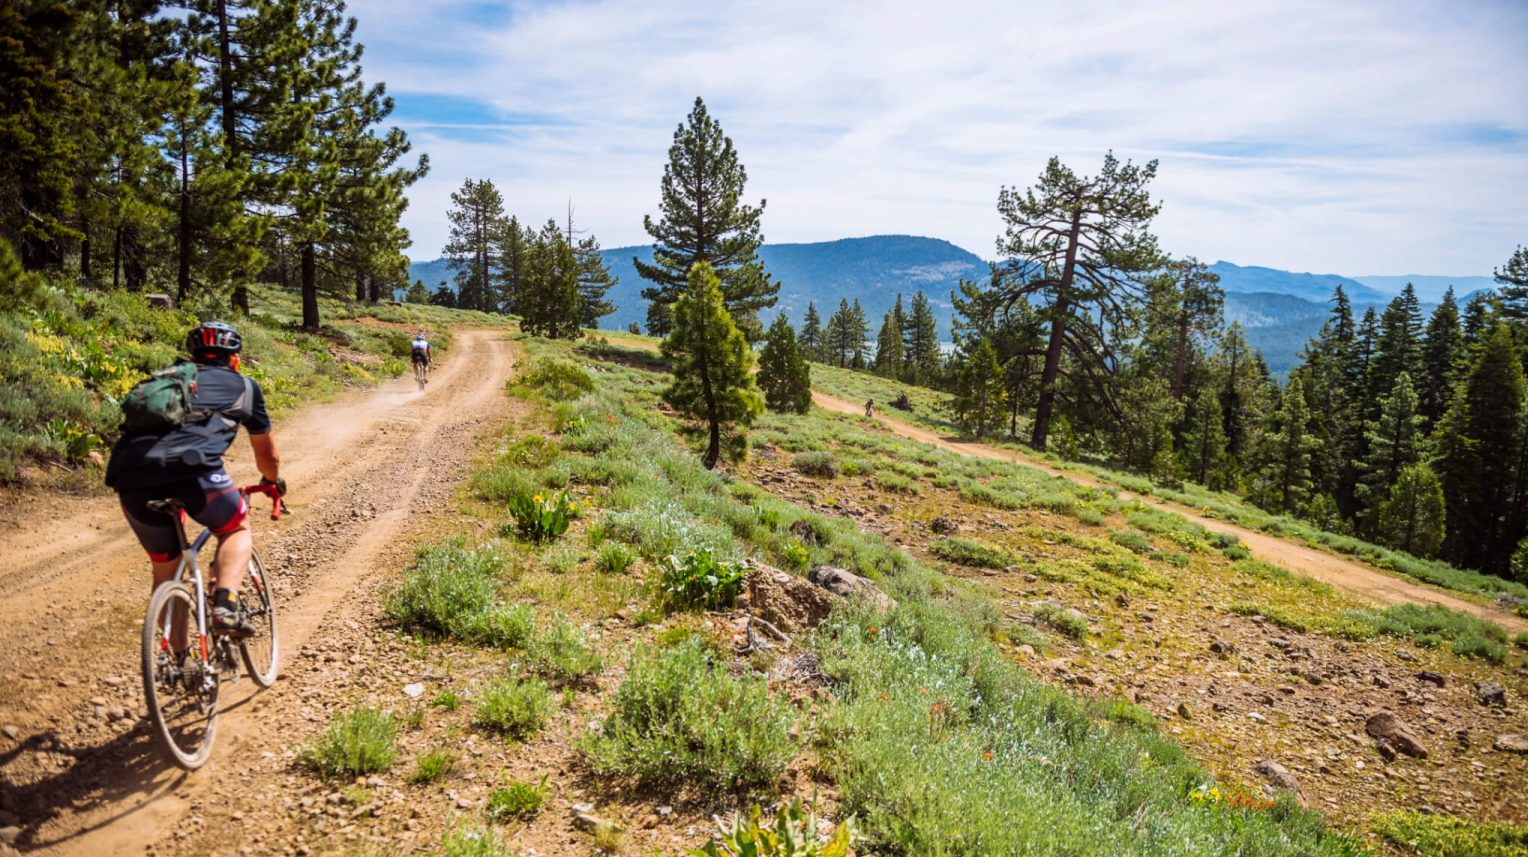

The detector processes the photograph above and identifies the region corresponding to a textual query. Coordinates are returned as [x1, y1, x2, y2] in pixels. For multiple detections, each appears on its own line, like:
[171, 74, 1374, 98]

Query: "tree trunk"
[1172, 320, 1188, 400]
[216, 0, 236, 150]
[355, 273, 365, 302]
[177, 121, 192, 304]
[123, 227, 145, 291]
[301, 242, 319, 331]
[232, 283, 249, 316]
[368, 275, 382, 302]
[1029, 210, 1084, 450]
[700, 361, 720, 469]
[111, 225, 122, 290]
[80, 220, 92, 283]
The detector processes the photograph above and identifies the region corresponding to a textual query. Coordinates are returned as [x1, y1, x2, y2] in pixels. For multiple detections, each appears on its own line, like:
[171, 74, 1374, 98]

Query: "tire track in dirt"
[811, 390, 1527, 634]
[0, 330, 517, 855]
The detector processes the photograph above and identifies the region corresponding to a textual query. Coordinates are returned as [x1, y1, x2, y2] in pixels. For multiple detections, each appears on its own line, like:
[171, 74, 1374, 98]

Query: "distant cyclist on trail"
[106, 321, 286, 639]
[411, 330, 431, 382]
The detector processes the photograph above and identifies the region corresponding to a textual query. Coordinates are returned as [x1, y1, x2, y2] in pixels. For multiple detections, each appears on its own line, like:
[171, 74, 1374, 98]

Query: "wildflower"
[983, 751, 993, 761]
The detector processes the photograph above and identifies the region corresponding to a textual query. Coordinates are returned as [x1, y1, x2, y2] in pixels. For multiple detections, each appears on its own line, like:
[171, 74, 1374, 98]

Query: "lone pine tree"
[661, 262, 763, 468]
[636, 97, 775, 339]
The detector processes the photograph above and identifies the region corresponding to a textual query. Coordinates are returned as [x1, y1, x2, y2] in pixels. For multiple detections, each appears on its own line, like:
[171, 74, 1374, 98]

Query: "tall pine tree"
[636, 97, 774, 338]
[661, 262, 763, 468]
[757, 314, 812, 414]
[1418, 287, 1463, 426]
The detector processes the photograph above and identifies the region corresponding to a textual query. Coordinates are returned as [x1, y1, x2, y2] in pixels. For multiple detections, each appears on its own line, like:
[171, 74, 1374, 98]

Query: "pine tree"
[1254, 377, 1317, 513]
[561, 206, 616, 328]
[661, 262, 764, 468]
[757, 314, 812, 414]
[874, 306, 904, 379]
[825, 299, 854, 368]
[1354, 372, 1425, 531]
[849, 299, 870, 369]
[1460, 290, 1498, 353]
[1216, 322, 1268, 473]
[1493, 245, 1528, 321]
[1371, 284, 1423, 402]
[1376, 463, 1446, 559]
[636, 97, 774, 338]
[443, 178, 506, 312]
[992, 153, 1163, 449]
[904, 291, 941, 383]
[798, 302, 823, 362]
[1146, 257, 1223, 400]
[519, 220, 583, 339]
[1418, 287, 1463, 426]
[949, 338, 1008, 438]
[405, 279, 427, 303]
[1434, 324, 1526, 572]
[497, 216, 531, 314]
[1178, 388, 1228, 488]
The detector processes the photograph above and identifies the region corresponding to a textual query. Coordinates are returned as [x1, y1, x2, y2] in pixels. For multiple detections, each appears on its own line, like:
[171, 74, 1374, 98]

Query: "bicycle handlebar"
[243, 484, 287, 520]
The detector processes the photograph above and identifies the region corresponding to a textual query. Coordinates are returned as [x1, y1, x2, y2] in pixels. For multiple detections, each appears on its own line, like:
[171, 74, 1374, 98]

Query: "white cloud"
[352, 0, 1528, 275]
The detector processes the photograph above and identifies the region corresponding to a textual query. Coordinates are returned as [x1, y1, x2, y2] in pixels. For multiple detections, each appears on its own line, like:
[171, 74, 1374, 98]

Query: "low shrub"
[780, 539, 811, 571]
[1035, 603, 1090, 639]
[300, 707, 398, 779]
[474, 677, 552, 741]
[1110, 530, 1152, 554]
[662, 549, 746, 610]
[792, 450, 839, 478]
[525, 613, 604, 684]
[594, 541, 636, 575]
[581, 641, 796, 792]
[875, 471, 919, 495]
[930, 536, 1012, 570]
[437, 825, 515, 857]
[430, 690, 460, 710]
[505, 491, 578, 543]
[1515, 631, 1528, 650]
[409, 748, 456, 784]
[1221, 544, 1252, 561]
[385, 540, 534, 648]
[487, 776, 547, 822]
[516, 359, 594, 400]
[1373, 809, 1528, 857]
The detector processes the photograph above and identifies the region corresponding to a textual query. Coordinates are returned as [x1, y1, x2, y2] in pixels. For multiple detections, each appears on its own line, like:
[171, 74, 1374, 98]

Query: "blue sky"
[351, 0, 1528, 276]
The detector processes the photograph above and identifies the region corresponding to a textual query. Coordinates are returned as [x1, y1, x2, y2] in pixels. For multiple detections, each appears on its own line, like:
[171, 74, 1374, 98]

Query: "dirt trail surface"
[813, 391, 1528, 634]
[0, 329, 515, 855]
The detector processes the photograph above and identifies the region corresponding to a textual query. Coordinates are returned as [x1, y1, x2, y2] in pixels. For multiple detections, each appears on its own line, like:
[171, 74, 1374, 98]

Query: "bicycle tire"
[239, 549, 280, 687]
[142, 581, 220, 769]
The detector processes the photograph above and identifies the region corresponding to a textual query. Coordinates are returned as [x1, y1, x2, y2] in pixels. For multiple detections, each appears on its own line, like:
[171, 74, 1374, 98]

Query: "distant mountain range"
[408, 235, 1495, 373]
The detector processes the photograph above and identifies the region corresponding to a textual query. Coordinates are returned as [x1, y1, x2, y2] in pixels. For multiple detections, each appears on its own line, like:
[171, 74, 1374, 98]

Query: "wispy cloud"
[351, 0, 1528, 275]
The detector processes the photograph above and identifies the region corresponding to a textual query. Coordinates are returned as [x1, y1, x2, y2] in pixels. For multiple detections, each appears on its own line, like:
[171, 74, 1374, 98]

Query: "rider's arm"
[249, 433, 281, 482]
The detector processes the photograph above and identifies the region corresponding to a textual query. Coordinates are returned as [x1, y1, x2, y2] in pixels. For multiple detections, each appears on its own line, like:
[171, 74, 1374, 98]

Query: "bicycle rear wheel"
[142, 581, 220, 769]
[239, 549, 279, 687]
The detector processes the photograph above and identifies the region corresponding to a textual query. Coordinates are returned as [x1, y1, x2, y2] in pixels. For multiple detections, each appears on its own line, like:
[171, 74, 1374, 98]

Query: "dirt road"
[0, 329, 516, 854]
[813, 391, 1528, 634]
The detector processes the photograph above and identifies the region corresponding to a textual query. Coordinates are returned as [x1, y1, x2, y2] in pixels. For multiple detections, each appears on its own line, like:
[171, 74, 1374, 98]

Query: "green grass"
[580, 640, 797, 793]
[522, 613, 604, 684]
[383, 539, 536, 649]
[1035, 602, 1090, 639]
[792, 450, 839, 477]
[299, 707, 398, 779]
[1228, 599, 1507, 661]
[436, 825, 516, 857]
[1373, 810, 1528, 857]
[487, 777, 546, 823]
[408, 748, 456, 784]
[930, 536, 1013, 569]
[473, 676, 552, 741]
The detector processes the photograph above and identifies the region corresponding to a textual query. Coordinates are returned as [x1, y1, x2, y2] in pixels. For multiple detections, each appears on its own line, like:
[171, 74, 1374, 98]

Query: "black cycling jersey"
[106, 363, 271, 489]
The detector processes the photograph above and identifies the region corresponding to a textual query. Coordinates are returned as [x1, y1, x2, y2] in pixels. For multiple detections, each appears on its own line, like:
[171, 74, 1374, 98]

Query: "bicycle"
[141, 483, 285, 769]
[413, 358, 427, 391]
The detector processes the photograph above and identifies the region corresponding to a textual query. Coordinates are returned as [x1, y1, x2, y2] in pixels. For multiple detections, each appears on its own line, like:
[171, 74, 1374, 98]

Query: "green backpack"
[120, 362, 205, 434]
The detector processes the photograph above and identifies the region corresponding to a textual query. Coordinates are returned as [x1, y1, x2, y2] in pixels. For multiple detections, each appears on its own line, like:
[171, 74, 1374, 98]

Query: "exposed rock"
[1365, 712, 1428, 758]
[1176, 702, 1192, 720]
[1475, 681, 1506, 707]
[402, 683, 424, 700]
[1253, 760, 1304, 803]
[744, 568, 838, 634]
[1416, 671, 1445, 688]
[1015, 644, 1036, 658]
[1494, 734, 1528, 754]
[572, 809, 623, 836]
[145, 293, 174, 310]
[807, 566, 896, 613]
[0, 726, 17, 741]
[928, 517, 958, 535]
[788, 519, 821, 546]
[1374, 738, 1398, 762]
[1209, 640, 1234, 655]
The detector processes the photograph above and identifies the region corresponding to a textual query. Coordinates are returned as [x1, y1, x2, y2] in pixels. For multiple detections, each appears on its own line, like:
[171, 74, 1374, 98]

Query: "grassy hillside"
[0, 277, 502, 483]
[330, 328, 1526, 856]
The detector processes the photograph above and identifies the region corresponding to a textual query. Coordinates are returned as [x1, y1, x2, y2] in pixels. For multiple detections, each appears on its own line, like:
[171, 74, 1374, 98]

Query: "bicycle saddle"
[146, 498, 188, 514]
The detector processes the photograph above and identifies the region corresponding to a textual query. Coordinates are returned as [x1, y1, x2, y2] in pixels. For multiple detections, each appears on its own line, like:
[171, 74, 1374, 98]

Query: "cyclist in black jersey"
[107, 322, 286, 638]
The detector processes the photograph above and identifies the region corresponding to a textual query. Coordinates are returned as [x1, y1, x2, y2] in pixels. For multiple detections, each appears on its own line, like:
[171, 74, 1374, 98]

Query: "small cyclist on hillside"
[410, 330, 431, 383]
[106, 321, 286, 640]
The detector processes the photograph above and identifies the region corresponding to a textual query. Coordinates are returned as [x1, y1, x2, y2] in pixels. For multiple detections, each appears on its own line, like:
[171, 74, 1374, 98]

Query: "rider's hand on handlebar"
[260, 475, 287, 497]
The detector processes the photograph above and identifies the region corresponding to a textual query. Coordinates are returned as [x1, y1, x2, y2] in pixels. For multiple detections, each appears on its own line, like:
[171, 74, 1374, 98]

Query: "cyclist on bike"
[106, 321, 285, 639]
[410, 331, 431, 381]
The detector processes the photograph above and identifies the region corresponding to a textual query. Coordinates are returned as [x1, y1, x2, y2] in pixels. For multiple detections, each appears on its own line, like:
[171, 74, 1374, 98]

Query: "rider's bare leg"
[211, 521, 252, 596]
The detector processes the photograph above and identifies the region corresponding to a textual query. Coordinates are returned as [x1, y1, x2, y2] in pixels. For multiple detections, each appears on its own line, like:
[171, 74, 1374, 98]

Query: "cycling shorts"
[118, 469, 248, 561]
[411, 348, 429, 365]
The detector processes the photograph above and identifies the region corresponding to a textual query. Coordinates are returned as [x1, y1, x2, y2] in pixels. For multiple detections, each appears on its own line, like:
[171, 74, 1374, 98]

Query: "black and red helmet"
[186, 321, 243, 363]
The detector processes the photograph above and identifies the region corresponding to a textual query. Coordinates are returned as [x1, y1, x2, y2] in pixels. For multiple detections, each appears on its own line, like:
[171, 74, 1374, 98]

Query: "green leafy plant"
[437, 825, 516, 857]
[662, 549, 746, 610]
[526, 613, 604, 683]
[691, 799, 853, 857]
[505, 491, 578, 543]
[299, 707, 398, 779]
[780, 539, 811, 571]
[594, 541, 636, 575]
[473, 677, 552, 741]
[792, 450, 839, 478]
[487, 775, 547, 822]
[409, 748, 456, 784]
[430, 691, 460, 710]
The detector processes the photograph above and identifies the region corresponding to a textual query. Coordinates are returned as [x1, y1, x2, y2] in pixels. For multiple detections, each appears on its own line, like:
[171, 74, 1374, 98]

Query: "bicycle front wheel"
[239, 549, 280, 687]
[142, 581, 220, 769]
